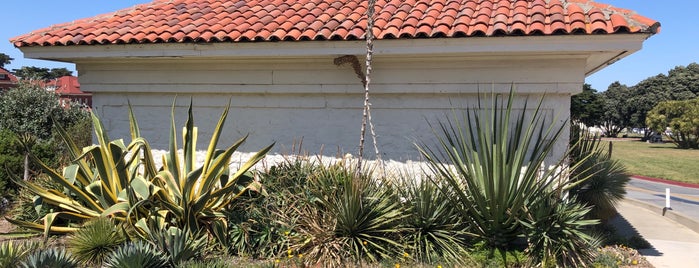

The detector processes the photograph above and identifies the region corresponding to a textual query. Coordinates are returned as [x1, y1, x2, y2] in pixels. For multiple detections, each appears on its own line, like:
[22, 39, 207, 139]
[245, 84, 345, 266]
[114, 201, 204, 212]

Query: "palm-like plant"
[68, 217, 126, 265]
[416, 89, 595, 263]
[522, 197, 602, 267]
[568, 130, 630, 221]
[287, 163, 405, 267]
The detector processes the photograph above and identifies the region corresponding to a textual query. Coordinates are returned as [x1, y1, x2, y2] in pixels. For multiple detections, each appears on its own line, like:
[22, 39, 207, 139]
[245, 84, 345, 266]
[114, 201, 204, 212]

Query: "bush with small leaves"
[176, 259, 233, 268]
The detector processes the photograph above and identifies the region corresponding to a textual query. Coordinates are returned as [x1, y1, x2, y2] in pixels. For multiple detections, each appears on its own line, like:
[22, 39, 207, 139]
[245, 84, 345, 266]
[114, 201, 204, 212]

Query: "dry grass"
[609, 140, 699, 184]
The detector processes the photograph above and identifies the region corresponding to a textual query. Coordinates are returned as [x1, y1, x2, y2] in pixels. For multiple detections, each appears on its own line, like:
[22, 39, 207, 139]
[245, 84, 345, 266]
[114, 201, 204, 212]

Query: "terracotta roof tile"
[11, 0, 659, 47]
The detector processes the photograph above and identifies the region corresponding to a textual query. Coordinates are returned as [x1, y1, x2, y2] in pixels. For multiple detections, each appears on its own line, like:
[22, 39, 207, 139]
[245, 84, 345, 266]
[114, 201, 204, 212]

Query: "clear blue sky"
[2, 1, 697, 92]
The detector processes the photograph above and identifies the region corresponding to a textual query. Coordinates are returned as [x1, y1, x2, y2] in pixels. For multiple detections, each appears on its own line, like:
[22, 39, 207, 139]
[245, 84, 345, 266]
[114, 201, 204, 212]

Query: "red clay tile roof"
[51, 76, 84, 95]
[11, 0, 659, 47]
[0, 68, 18, 90]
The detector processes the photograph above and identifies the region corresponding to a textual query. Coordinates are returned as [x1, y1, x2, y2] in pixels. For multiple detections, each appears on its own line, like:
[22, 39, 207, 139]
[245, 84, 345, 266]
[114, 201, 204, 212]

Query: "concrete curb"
[631, 175, 699, 189]
[624, 197, 699, 235]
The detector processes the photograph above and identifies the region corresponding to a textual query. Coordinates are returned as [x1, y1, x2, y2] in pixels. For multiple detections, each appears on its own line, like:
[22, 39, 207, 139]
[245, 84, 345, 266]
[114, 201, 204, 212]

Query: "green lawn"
[609, 140, 699, 184]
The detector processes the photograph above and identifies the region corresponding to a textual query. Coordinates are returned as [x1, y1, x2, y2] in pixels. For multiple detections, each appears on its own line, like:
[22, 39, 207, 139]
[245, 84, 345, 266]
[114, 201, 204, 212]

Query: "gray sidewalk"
[614, 200, 699, 268]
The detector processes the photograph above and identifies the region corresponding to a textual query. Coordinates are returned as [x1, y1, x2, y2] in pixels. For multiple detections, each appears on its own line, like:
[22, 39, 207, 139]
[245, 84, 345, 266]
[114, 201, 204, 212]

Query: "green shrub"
[0, 82, 89, 197]
[67, 217, 126, 265]
[467, 241, 526, 268]
[20, 247, 78, 268]
[646, 98, 699, 149]
[0, 129, 60, 196]
[223, 158, 315, 258]
[177, 259, 233, 268]
[104, 241, 169, 268]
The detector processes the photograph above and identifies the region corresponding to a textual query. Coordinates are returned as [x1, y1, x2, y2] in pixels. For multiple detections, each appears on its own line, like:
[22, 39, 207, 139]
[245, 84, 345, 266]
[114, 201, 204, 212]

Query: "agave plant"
[21, 248, 79, 268]
[9, 99, 273, 243]
[138, 224, 207, 266]
[67, 217, 126, 266]
[416, 89, 594, 262]
[104, 240, 169, 268]
[133, 100, 274, 240]
[0, 240, 39, 268]
[9, 106, 160, 237]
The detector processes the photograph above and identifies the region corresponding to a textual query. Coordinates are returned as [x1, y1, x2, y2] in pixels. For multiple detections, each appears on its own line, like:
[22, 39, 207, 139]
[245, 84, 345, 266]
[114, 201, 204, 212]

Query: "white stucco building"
[11, 0, 658, 162]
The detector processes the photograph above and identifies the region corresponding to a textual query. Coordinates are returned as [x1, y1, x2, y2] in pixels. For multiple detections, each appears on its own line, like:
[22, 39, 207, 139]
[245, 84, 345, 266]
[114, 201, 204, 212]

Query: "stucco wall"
[80, 56, 582, 162]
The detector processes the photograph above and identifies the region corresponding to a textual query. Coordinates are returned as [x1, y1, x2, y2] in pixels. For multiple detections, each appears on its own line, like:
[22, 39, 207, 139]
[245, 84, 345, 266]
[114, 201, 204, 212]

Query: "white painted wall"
[80, 55, 582, 162]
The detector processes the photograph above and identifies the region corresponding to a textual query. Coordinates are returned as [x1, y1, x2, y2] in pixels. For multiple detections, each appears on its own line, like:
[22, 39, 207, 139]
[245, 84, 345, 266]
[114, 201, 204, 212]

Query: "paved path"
[614, 200, 699, 268]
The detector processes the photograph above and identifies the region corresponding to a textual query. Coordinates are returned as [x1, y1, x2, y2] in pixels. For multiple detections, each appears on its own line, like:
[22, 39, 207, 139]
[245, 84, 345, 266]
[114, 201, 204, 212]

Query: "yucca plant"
[416, 89, 593, 262]
[0, 240, 39, 268]
[522, 197, 602, 267]
[67, 217, 126, 266]
[290, 163, 405, 267]
[20, 247, 78, 268]
[397, 176, 470, 265]
[104, 240, 169, 268]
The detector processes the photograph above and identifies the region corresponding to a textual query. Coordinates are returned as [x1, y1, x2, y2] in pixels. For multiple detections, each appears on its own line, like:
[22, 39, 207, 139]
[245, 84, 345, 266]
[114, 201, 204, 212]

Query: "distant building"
[45, 76, 92, 108]
[0, 67, 18, 90]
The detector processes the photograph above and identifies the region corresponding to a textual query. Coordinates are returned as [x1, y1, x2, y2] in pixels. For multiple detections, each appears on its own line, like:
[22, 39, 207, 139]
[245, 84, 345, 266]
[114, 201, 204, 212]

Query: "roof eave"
[18, 34, 651, 75]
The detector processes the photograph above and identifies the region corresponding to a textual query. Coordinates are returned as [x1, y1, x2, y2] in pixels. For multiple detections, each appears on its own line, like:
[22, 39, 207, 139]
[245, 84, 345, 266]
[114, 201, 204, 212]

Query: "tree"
[12, 66, 72, 80]
[570, 84, 604, 127]
[0, 53, 13, 68]
[646, 98, 699, 149]
[627, 63, 699, 139]
[0, 82, 89, 180]
[600, 82, 633, 137]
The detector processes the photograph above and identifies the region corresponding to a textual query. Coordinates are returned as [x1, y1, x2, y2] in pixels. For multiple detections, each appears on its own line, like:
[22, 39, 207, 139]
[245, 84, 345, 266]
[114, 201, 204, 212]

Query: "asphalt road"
[625, 177, 699, 221]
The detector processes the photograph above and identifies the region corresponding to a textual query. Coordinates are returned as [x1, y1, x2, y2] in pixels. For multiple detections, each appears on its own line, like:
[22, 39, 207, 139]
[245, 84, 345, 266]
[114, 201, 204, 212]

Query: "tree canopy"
[12, 66, 72, 81]
[0, 53, 13, 68]
[646, 98, 699, 149]
[576, 62, 699, 137]
[570, 84, 604, 128]
[0, 82, 88, 140]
